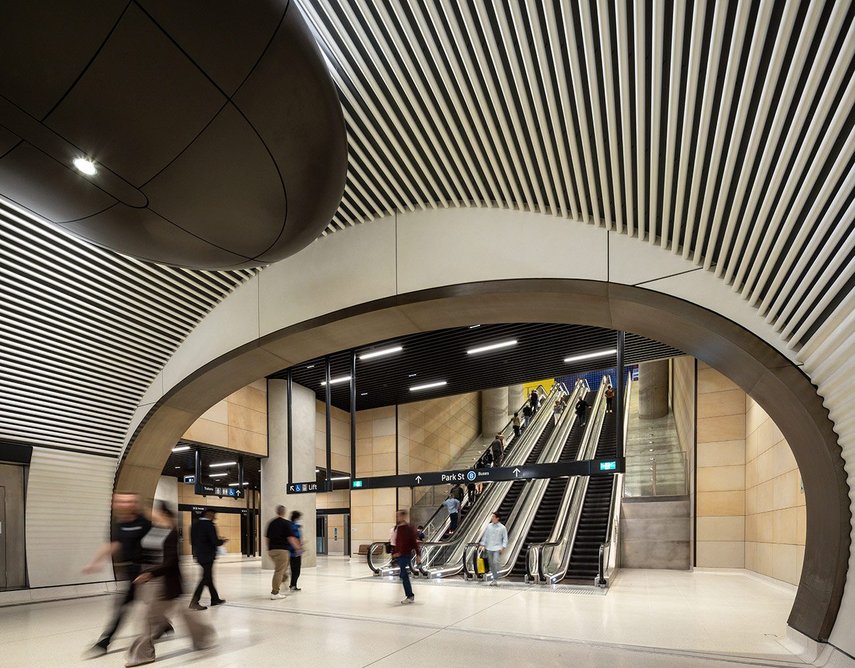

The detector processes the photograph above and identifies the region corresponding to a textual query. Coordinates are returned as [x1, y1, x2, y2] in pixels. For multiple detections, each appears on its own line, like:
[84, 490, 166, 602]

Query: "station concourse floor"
[0, 557, 809, 667]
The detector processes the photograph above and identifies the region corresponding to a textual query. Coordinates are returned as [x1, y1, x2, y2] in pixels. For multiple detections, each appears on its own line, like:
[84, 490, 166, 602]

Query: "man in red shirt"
[391, 509, 421, 604]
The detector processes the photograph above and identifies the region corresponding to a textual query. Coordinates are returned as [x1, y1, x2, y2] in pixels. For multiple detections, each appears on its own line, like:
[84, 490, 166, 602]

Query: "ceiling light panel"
[359, 345, 402, 360]
[564, 349, 617, 363]
[410, 380, 447, 391]
[467, 339, 518, 355]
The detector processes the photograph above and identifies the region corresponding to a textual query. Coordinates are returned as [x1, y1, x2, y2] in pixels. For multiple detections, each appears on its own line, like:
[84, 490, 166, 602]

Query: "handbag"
[476, 556, 487, 574]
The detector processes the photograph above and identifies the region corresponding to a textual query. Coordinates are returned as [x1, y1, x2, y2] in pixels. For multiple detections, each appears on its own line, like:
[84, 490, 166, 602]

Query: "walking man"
[189, 510, 226, 610]
[266, 505, 301, 599]
[479, 512, 508, 586]
[443, 494, 461, 534]
[392, 510, 421, 604]
[83, 492, 153, 657]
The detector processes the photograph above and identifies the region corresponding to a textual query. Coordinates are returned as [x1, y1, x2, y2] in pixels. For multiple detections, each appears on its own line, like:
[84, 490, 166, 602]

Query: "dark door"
[316, 516, 327, 555]
[0, 464, 26, 589]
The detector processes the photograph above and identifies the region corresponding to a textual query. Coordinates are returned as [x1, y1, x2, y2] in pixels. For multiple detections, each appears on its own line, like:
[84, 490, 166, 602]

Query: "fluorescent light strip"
[172, 445, 190, 452]
[228, 482, 250, 487]
[410, 380, 447, 392]
[467, 339, 518, 355]
[320, 375, 351, 386]
[468, 324, 481, 329]
[359, 345, 402, 360]
[209, 473, 228, 478]
[210, 461, 236, 468]
[563, 349, 617, 363]
[331, 476, 351, 481]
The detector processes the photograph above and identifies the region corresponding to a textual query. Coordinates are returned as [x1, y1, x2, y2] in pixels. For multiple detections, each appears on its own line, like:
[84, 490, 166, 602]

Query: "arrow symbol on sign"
[415, 475, 422, 484]
[513, 468, 521, 478]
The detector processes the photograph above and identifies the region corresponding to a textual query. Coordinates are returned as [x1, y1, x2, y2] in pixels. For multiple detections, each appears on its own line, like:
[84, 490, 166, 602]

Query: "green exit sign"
[352, 480, 364, 488]
[599, 461, 617, 471]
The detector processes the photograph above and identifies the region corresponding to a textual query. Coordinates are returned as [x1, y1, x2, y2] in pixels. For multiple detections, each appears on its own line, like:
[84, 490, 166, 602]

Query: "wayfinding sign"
[287, 481, 320, 494]
[350, 458, 625, 491]
[195, 482, 240, 498]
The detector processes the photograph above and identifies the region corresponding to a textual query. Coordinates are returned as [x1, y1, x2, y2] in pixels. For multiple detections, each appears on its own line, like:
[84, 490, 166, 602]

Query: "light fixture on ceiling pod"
[209, 472, 228, 478]
[72, 157, 97, 175]
[563, 349, 617, 363]
[320, 375, 351, 386]
[229, 482, 250, 487]
[410, 380, 447, 392]
[210, 461, 236, 468]
[172, 445, 190, 452]
[359, 345, 402, 360]
[467, 339, 518, 355]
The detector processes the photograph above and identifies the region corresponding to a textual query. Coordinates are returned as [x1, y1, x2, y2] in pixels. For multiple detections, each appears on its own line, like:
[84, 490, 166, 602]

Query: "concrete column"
[264, 380, 317, 569]
[508, 384, 525, 415]
[638, 360, 670, 419]
[481, 387, 508, 437]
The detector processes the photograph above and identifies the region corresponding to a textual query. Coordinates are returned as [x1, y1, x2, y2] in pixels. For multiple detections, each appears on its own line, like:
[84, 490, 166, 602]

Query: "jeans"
[449, 512, 459, 532]
[396, 555, 414, 599]
[191, 561, 220, 603]
[487, 550, 501, 582]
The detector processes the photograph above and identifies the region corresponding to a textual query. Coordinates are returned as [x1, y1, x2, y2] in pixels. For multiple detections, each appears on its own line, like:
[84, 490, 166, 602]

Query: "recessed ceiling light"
[174, 466, 180, 469]
[331, 475, 351, 481]
[467, 339, 517, 355]
[468, 324, 481, 329]
[359, 345, 402, 360]
[563, 349, 617, 363]
[73, 157, 97, 175]
[320, 375, 351, 386]
[228, 482, 250, 487]
[410, 380, 447, 392]
[306, 364, 315, 369]
[408, 373, 417, 377]
[209, 472, 228, 478]
[360, 392, 368, 396]
[210, 461, 236, 468]
[172, 445, 190, 452]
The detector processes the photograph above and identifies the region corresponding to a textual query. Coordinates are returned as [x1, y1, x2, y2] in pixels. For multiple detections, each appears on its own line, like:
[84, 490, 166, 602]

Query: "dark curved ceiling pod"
[0, 1, 347, 268]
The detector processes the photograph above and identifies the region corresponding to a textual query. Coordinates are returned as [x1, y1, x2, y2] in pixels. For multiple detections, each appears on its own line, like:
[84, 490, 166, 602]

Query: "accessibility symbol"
[466, 470, 477, 482]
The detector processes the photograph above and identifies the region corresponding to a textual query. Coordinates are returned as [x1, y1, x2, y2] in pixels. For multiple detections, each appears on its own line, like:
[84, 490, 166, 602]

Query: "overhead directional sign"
[195, 482, 240, 498]
[350, 458, 625, 491]
[287, 480, 320, 494]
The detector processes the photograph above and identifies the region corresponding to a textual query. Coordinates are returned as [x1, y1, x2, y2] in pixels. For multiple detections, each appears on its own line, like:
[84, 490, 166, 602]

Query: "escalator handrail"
[476, 380, 588, 582]
[596, 373, 632, 586]
[417, 386, 565, 577]
[527, 376, 611, 583]
[416, 386, 549, 539]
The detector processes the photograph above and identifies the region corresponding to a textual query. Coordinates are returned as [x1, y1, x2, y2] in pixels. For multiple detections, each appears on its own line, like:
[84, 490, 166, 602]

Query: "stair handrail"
[596, 372, 632, 586]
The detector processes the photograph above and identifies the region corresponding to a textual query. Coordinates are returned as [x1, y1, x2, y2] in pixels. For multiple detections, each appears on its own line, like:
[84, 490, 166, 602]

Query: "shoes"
[188, 601, 207, 611]
[489, 581, 498, 586]
[152, 625, 174, 640]
[270, 593, 287, 599]
[210, 599, 226, 607]
[83, 643, 107, 659]
[125, 659, 155, 667]
[289, 586, 301, 592]
[400, 596, 414, 604]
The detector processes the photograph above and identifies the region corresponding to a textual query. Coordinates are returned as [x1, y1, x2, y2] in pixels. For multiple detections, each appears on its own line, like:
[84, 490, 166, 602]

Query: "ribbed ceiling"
[0, 199, 256, 457]
[302, 0, 854, 350]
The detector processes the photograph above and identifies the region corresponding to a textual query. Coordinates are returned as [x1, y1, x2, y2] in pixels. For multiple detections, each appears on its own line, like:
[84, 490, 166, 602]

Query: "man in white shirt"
[479, 512, 508, 585]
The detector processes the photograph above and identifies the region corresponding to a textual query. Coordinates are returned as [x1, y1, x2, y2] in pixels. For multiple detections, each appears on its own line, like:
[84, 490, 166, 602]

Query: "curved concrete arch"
[118, 212, 849, 643]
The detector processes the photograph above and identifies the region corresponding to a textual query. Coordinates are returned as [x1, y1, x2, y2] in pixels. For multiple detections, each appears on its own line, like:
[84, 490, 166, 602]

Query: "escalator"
[565, 404, 617, 581]
[508, 392, 592, 579]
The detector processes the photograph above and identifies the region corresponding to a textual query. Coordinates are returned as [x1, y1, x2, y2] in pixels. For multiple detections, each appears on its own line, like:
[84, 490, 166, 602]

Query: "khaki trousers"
[269, 549, 290, 594]
[126, 580, 215, 666]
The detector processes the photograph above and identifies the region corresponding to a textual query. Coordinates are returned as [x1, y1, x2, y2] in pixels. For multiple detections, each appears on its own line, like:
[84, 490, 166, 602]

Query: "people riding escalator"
[575, 396, 591, 427]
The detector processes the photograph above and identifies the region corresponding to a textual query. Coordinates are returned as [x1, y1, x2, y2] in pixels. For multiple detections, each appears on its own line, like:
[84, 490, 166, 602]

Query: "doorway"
[317, 510, 350, 557]
[316, 516, 327, 555]
[0, 464, 26, 589]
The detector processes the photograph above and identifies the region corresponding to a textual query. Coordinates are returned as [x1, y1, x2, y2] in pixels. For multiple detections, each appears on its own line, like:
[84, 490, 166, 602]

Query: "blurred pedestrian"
[83, 492, 153, 658]
[443, 494, 460, 534]
[189, 510, 226, 609]
[288, 510, 304, 592]
[125, 502, 215, 666]
[392, 510, 421, 604]
[479, 512, 508, 586]
[266, 505, 299, 599]
[553, 399, 563, 425]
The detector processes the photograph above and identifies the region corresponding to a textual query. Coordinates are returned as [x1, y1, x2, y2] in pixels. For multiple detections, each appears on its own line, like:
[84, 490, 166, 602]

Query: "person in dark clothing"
[512, 412, 521, 438]
[575, 397, 591, 426]
[392, 509, 421, 604]
[416, 525, 426, 542]
[529, 390, 540, 414]
[490, 433, 504, 468]
[189, 510, 225, 610]
[451, 484, 465, 502]
[84, 493, 153, 658]
[266, 505, 300, 599]
[605, 385, 615, 413]
[126, 502, 214, 666]
[522, 403, 532, 428]
[466, 477, 477, 504]
[288, 510, 304, 592]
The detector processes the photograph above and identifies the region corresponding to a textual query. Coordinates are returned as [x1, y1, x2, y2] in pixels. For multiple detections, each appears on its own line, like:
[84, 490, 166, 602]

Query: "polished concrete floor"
[0, 557, 808, 667]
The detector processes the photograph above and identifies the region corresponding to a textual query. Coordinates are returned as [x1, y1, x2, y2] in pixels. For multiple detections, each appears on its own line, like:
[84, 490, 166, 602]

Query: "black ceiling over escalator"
[270, 323, 683, 411]
[162, 440, 261, 490]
